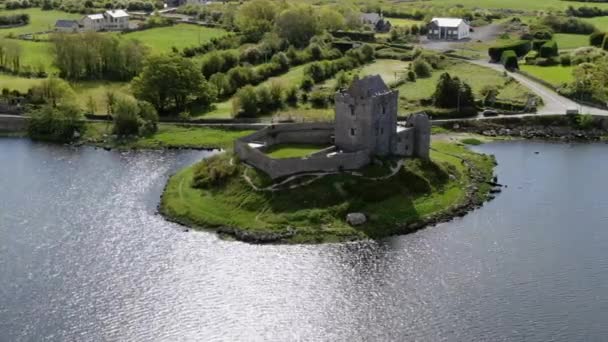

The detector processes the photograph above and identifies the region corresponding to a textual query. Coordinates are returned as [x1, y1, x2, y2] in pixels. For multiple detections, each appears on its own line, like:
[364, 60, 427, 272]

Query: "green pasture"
[520, 64, 574, 86]
[123, 24, 229, 53]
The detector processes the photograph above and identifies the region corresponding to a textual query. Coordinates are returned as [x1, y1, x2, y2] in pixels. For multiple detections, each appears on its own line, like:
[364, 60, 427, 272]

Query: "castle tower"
[334, 75, 399, 157]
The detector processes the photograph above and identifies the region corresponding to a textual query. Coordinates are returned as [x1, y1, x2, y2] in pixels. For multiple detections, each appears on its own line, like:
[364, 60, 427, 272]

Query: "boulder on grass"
[346, 213, 367, 226]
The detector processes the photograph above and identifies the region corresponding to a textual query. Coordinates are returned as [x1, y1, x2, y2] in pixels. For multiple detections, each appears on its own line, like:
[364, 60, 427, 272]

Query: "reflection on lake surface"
[2, 138, 608, 341]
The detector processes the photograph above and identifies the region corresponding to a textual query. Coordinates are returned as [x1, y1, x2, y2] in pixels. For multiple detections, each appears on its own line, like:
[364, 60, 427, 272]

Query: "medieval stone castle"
[235, 75, 431, 180]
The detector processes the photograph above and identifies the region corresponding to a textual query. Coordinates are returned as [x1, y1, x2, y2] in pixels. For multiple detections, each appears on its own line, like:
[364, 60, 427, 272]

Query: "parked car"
[482, 109, 498, 117]
[566, 107, 579, 115]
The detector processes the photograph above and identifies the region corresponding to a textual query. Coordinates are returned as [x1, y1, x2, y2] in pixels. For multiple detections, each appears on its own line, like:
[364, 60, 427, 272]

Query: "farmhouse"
[235, 75, 430, 180]
[427, 17, 470, 40]
[360, 12, 392, 33]
[54, 20, 79, 33]
[81, 10, 130, 32]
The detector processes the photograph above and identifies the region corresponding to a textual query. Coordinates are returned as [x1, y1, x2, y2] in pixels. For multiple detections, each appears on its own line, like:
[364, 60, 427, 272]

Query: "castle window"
[380, 128, 384, 135]
[350, 105, 355, 116]
[381, 105, 386, 115]
[350, 128, 356, 136]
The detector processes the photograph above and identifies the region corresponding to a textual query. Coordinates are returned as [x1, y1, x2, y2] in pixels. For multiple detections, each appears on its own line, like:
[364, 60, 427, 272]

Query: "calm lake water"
[2, 138, 608, 341]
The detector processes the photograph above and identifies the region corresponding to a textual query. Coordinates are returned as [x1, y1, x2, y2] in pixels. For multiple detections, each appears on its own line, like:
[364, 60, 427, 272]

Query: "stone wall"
[235, 123, 370, 179]
[0, 115, 27, 132]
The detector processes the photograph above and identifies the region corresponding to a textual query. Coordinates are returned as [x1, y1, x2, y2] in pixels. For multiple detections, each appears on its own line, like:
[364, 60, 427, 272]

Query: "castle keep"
[235, 75, 431, 180]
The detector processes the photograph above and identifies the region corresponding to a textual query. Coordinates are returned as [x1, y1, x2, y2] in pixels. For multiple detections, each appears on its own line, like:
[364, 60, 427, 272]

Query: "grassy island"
[160, 141, 496, 244]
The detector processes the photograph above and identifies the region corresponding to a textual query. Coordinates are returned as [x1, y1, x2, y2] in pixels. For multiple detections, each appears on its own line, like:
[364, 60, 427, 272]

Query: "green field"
[265, 144, 328, 159]
[159, 141, 495, 243]
[14, 40, 55, 71]
[397, 0, 608, 11]
[84, 122, 255, 149]
[0, 8, 81, 37]
[553, 34, 590, 50]
[385, 17, 423, 27]
[520, 64, 574, 86]
[123, 24, 229, 53]
[582, 17, 608, 32]
[397, 60, 535, 111]
[322, 59, 410, 89]
[0, 74, 44, 92]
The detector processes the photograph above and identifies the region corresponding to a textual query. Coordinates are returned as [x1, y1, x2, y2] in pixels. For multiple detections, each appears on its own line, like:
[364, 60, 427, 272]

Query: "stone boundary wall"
[0, 115, 27, 132]
[235, 123, 371, 179]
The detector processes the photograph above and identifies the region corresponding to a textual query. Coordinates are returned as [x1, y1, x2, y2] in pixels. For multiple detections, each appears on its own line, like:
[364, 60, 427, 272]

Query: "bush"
[488, 40, 532, 62]
[406, 70, 416, 82]
[309, 90, 331, 108]
[112, 97, 159, 136]
[28, 104, 85, 142]
[590, 31, 606, 47]
[192, 154, 238, 189]
[539, 40, 559, 58]
[560, 54, 572, 66]
[300, 75, 314, 91]
[233, 85, 258, 117]
[412, 58, 432, 78]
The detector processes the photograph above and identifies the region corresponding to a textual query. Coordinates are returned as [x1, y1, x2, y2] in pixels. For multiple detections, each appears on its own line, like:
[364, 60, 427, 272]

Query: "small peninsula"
[160, 76, 496, 243]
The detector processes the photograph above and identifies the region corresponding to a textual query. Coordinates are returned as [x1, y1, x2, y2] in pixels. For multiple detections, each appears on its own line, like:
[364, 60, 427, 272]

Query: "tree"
[131, 55, 216, 113]
[30, 77, 75, 107]
[412, 58, 432, 78]
[112, 96, 159, 136]
[233, 85, 258, 117]
[433, 72, 475, 110]
[318, 7, 345, 31]
[28, 103, 85, 142]
[275, 5, 319, 48]
[234, 0, 278, 42]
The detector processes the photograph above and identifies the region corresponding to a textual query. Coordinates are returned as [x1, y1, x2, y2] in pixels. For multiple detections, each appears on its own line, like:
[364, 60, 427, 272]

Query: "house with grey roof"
[54, 20, 79, 33]
[427, 17, 470, 40]
[360, 12, 392, 33]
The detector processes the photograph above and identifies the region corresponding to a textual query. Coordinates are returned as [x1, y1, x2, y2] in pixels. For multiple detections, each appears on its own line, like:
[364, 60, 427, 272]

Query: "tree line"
[51, 33, 148, 81]
[0, 14, 29, 26]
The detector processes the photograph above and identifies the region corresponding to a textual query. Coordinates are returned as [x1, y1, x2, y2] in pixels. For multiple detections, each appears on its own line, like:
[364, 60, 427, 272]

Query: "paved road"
[470, 60, 608, 116]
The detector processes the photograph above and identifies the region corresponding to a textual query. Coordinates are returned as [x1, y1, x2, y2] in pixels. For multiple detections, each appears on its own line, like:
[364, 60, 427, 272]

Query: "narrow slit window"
[350, 128, 356, 136]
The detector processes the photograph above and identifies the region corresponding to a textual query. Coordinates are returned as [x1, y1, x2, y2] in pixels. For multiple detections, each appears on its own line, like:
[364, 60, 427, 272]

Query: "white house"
[81, 10, 130, 32]
[427, 18, 470, 40]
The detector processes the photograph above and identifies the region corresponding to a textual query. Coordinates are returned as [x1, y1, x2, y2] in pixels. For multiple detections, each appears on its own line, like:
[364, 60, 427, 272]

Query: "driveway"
[470, 60, 608, 116]
[420, 23, 505, 52]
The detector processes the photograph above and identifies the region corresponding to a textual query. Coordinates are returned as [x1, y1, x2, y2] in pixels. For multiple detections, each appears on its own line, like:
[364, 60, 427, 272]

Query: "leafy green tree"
[30, 77, 75, 107]
[412, 58, 432, 78]
[112, 96, 159, 136]
[275, 5, 319, 47]
[233, 85, 258, 117]
[432, 72, 475, 110]
[318, 7, 345, 31]
[131, 55, 216, 113]
[235, 0, 278, 42]
[28, 103, 85, 142]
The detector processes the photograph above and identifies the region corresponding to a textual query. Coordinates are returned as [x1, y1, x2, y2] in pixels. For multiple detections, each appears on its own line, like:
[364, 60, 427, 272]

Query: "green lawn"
[0, 73, 44, 92]
[385, 17, 423, 27]
[520, 64, 574, 86]
[265, 144, 328, 159]
[0, 8, 81, 37]
[553, 34, 590, 50]
[123, 24, 229, 53]
[396, 0, 608, 11]
[83, 122, 254, 149]
[582, 17, 608, 32]
[159, 140, 495, 243]
[396, 60, 535, 111]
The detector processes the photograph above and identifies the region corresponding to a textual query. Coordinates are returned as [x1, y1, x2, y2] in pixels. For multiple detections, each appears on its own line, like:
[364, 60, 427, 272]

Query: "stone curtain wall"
[235, 123, 371, 179]
[0, 115, 27, 132]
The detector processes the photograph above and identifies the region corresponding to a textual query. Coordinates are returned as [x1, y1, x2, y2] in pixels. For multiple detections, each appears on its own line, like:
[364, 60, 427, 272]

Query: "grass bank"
[160, 141, 496, 244]
[83, 122, 254, 149]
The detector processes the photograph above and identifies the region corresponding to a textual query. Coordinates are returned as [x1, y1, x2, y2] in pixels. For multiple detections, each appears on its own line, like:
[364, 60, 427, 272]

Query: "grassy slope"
[520, 64, 574, 86]
[397, 60, 534, 111]
[265, 144, 328, 159]
[582, 17, 608, 32]
[160, 141, 495, 243]
[122, 24, 228, 53]
[553, 33, 590, 50]
[83, 122, 254, 149]
[71, 81, 131, 114]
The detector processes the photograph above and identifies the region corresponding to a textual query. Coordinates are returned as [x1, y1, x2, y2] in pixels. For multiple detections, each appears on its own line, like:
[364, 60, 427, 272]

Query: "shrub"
[233, 85, 258, 117]
[590, 31, 606, 47]
[407, 70, 416, 82]
[112, 97, 159, 136]
[539, 40, 559, 58]
[28, 104, 85, 142]
[285, 85, 299, 105]
[192, 154, 238, 189]
[412, 58, 432, 78]
[488, 40, 532, 62]
[309, 90, 330, 108]
[300, 75, 314, 91]
[560, 54, 572, 66]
